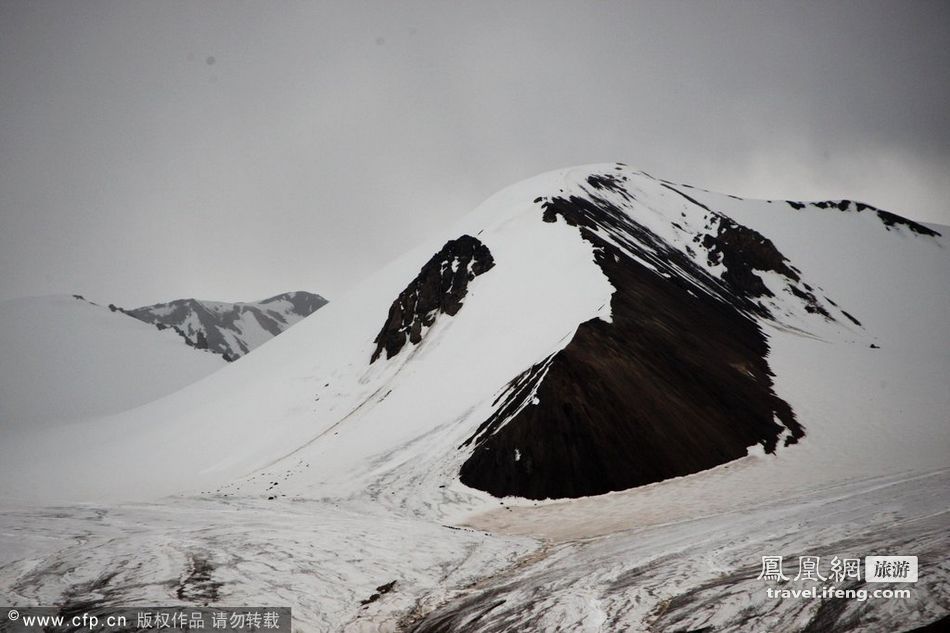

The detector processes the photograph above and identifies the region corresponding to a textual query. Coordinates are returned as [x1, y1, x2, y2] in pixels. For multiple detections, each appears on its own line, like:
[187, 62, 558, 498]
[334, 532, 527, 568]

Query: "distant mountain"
[123, 291, 328, 361]
[0, 295, 225, 429]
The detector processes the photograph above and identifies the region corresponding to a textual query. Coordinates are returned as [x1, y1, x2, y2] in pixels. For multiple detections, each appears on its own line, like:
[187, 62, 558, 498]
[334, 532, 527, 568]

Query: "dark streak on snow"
[176, 553, 223, 604]
[31, 552, 220, 631]
[660, 182, 714, 214]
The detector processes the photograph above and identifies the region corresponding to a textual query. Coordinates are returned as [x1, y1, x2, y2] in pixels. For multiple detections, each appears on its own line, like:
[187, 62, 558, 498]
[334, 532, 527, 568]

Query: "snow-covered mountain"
[0, 295, 225, 430]
[123, 291, 328, 360]
[1, 165, 946, 632]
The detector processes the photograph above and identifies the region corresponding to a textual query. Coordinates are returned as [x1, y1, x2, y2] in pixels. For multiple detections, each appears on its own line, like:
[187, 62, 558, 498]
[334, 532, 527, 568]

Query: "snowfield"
[0, 497, 535, 633]
[1, 165, 947, 632]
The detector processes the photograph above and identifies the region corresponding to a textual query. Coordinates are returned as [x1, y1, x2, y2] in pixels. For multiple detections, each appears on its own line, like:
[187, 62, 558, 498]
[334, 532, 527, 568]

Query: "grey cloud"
[1, 0, 947, 306]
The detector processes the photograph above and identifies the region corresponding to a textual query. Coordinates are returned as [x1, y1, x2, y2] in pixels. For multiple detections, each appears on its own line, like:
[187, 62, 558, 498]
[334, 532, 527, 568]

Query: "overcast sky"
[2, 0, 948, 306]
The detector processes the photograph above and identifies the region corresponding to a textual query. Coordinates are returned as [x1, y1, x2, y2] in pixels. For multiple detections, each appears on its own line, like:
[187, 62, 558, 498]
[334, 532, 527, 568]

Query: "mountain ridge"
[123, 290, 328, 360]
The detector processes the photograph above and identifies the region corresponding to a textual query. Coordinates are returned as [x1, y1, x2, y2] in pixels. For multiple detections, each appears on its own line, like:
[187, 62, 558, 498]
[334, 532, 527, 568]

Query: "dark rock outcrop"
[371, 235, 494, 362]
[702, 218, 799, 298]
[700, 216, 830, 318]
[874, 208, 939, 236]
[460, 178, 805, 500]
[787, 199, 940, 237]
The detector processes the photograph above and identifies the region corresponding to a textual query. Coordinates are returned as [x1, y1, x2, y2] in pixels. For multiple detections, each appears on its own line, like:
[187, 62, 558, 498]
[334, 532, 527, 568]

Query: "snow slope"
[0, 165, 946, 632]
[0, 295, 225, 432]
[125, 291, 328, 360]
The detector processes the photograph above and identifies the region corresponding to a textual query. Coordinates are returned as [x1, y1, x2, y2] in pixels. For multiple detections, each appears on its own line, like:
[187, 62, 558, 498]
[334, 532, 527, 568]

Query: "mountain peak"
[127, 291, 328, 360]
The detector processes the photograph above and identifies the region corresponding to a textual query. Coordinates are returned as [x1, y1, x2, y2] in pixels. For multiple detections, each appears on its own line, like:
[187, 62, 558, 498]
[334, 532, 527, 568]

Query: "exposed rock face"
[127, 291, 328, 361]
[658, 182, 830, 317]
[700, 215, 832, 319]
[786, 199, 941, 237]
[703, 218, 799, 299]
[460, 174, 809, 500]
[371, 235, 494, 362]
[875, 208, 940, 236]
